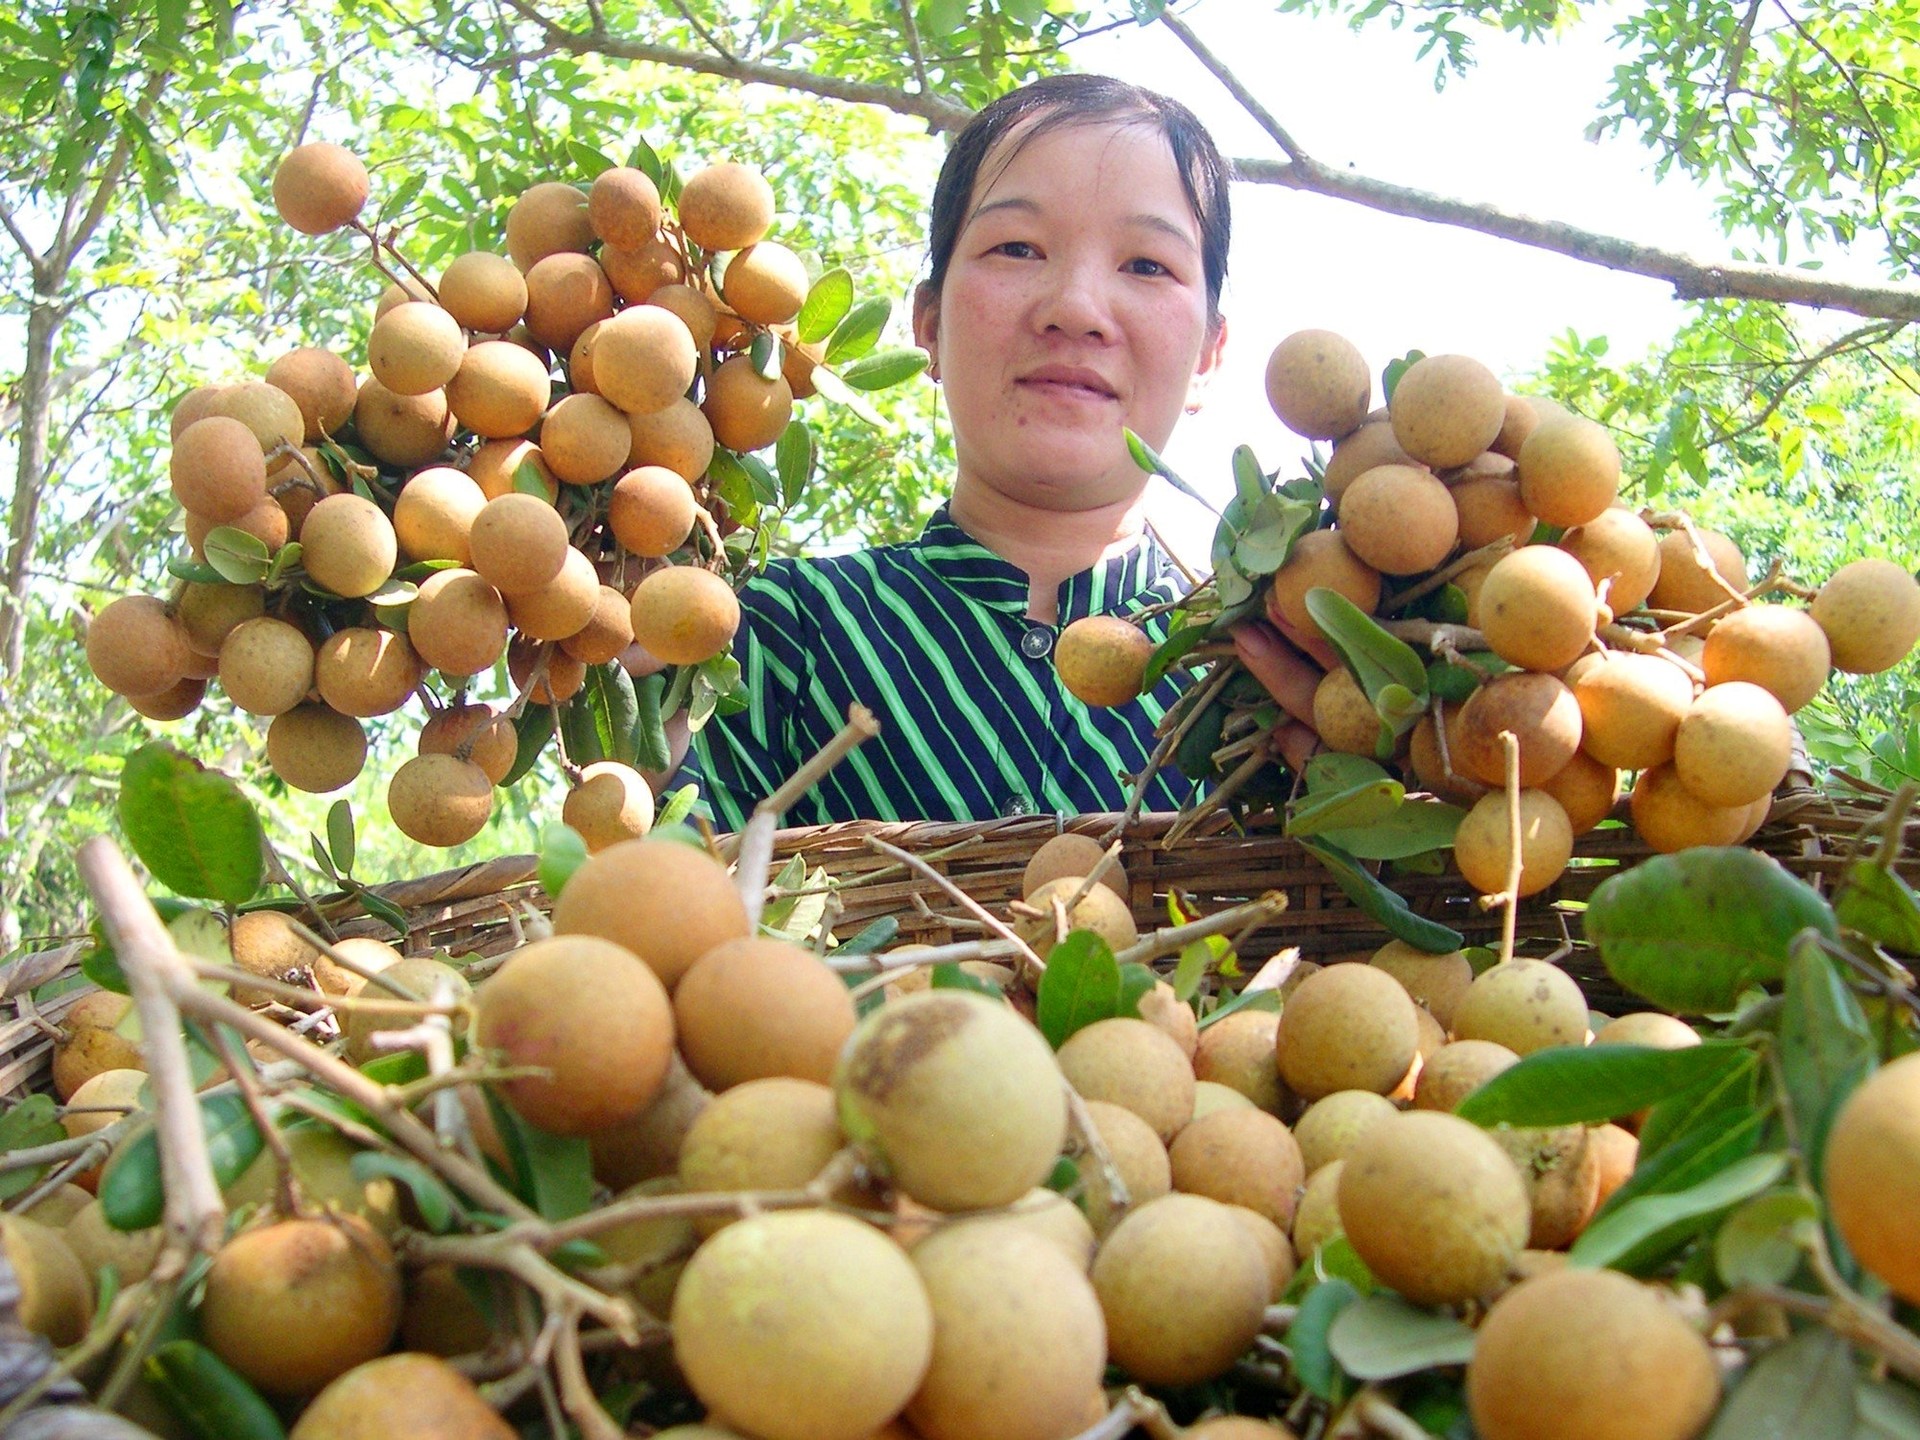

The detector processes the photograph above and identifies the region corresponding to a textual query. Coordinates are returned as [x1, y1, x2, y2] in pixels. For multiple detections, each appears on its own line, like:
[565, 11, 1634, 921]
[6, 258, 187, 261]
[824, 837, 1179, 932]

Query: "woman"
[676, 74, 1324, 829]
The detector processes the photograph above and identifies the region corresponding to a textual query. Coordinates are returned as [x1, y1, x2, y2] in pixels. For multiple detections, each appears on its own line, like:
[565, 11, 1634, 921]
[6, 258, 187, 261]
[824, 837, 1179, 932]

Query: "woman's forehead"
[964, 116, 1197, 236]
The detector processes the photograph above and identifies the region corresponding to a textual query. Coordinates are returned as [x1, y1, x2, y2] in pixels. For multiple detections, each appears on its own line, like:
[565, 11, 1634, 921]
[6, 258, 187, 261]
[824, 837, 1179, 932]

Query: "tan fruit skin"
[1812, 557, 1920, 674]
[673, 937, 856, 1090]
[1477, 545, 1599, 671]
[1672, 680, 1792, 808]
[550, 836, 751, 989]
[1276, 964, 1419, 1100]
[1370, 941, 1474, 1030]
[1294, 1089, 1397, 1174]
[1194, 1009, 1287, 1115]
[678, 1077, 845, 1237]
[1492, 1124, 1602, 1249]
[1453, 960, 1589, 1056]
[1701, 603, 1830, 711]
[1079, 1099, 1172, 1235]
[1056, 1018, 1195, 1142]
[1265, 329, 1371, 442]
[1824, 1050, 1920, 1304]
[1454, 790, 1574, 899]
[1467, 1266, 1719, 1440]
[1291, 1161, 1345, 1257]
[1056, 615, 1151, 707]
[287, 1353, 516, 1440]
[1414, 1039, 1521, 1112]
[1095, 1194, 1270, 1387]
[1169, 1107, 1306, 1230]
[0, 1215, 91, 1345]
[588, 1050, 710, 1191]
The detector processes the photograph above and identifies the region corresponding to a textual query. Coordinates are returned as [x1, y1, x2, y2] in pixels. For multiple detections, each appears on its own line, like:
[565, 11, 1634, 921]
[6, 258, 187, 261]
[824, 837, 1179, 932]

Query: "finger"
[1232, 621, 1324, 720]
[1270, 613, 1343, 673]
[1273, 719, 1320, 773]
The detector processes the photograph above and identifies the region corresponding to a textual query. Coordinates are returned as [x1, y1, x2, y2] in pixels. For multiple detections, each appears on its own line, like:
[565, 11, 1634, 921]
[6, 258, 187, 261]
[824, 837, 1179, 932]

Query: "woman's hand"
[1231, 619, 1327, 773]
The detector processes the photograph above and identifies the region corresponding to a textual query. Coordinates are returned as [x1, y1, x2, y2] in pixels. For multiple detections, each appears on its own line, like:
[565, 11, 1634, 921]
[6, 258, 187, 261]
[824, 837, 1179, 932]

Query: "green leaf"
[202, 525, 272, 585]
[1298, 837, 1465, 952]
[839, 347, 928, 391]
[920, 0, 969, 37]
[100, 1092, 264, 1232]
[483, 1092, 595, 1221]
[1456, 1040, 1752, 1127]
[167, 557, 227, 584]
[657, 784, 698, 829]
[1715, 1189, 1818, 1288]
[357, 888, 411, 939]
[1834, 859, 1920, 951]
[539, 822, 589, 901]
[1230, 445, 1267, 509]
[118, 744, 265, 905]
[326, 799, 354, 879]
[1636, 1047, 1761, 1163]
[564, 664, 641, 767]
[749, 329, 783, 382]
[1233, 492, 1319, 575]
[1171, 935, 1227, 1003]
[504, 703, 556, 788]
[1304, 587, 1429, 704]
[513, 458, 551, 497]
[1141, 621, 1212, 691]
[1118, 962, 1158, 1017]
[837, 918, 900, 956]
[1044, 1155, 1080, 1194]
[1569, 1150, 1788, 1270]
[1035, 930, 1122, 1049]
[144, 1340, 288, 1440]
[1856, 1378, 1920, 1439]
[564, 138, 618, 178]
[1320, 797, 1468, 861]
[1304, 753, 1393, 793]
[1287, 1277, 1360, 1401]
[1586, 848, 1839, 1013]
[1779, 934, 1876, 1188]
[1704, 1329, 1856, 1440]
[824, 296, 890, 365]
[350, 1151, 460, 1233]
[1427, 654, 1510, 702]
[363, 576, 418, 608]
[1196, 985, 1281, 1029]
[931, 962, 1002, 997]
[631, 671, 670, 773]
[796, 268, 854, 344]
[0, 1095, 65, 1202]
[775, 420, 814, 509]
[1288, 779, 1405, 838]
[1130, 428, 1222, 515]
[1326, 1292, 1477, 1380]
[807, 362, 887, 426]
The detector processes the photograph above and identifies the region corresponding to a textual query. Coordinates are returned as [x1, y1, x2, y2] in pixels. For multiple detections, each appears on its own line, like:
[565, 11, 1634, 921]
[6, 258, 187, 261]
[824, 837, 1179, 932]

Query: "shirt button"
[1002, 793, 1037, 817]
[1019, 625, 1054, 660]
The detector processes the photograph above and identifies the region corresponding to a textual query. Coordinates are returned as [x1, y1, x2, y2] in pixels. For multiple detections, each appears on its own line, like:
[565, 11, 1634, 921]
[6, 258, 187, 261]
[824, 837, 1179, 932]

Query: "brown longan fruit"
[1018, 876, 1139, 961]
[1477, 545, 1599, 672]
[1516, 415, 1620, 528]
[1370, 939, 1474, 1030]
[1413, 1038, 1519, 1112]
[408, 568, 509, 676]
[185, 496, 288, 559]
[704, 354, 794, 453]
[648, 283, 718, 351]
[1293, 1089, 1398, 1175]
[678, 161, 776, 251]
[315, 627, 421, 717]
[1057, 1018, 1195, 1142]
[1490, 394, 1567, 461]
[392, 466, 485, 565]
[170, 382, 233, 440]
[1264, 528, 1381, 640]
[1701, 604, 1830, 712]
[1451, 473, 1536, 551]
[560, 585, 638, 665]
[266, 704, 368, 793]
[1023, 833, 1128, 901]
[1408, 704, 1490, 806]
[172, 415, 268, 523]
[631, 565, 740, 665]
[1672, 680, 1792, 808]
[418, 702, 516, 784]
[567, 319, 607, 396]
[522, 252, 615, 352]
[279, 457, 342, 533]
[374, 275, 434, 318]
[437, 250, 528, 334]
[1276, 963, 1420, 1101]
[445, 339, 551, 439]
[675, 937, 857, 1091]
[508, 635, 586, 703]
[1170, 1107, 1308, 1231]
[264, 348, 358, 442]
[1337, 463, 1459, 575]
[1390, 354, 1507, 470]
[1454, 789, 1574, 897]
[628, 396, 717, 481]
[595, 307, 700, 417]
[1559, 505, 1661, 616]
[609, 465, 697, 558]
[127, 675, 208, 721]
[1056, 615, 1153, 707]
[1321, 419, 1416, 500]
[352, 377, 454, 468]
[1648, 527, 1747, 614]
[600, 234, 684, 304]
[1454, 957, 1590, 1057]
[388, 753, 494, 848]
[1454, 671, 1583, 787]
[207, 381, 305, 472]
[300, 493, 397, 599]
[467, 437, 557, 502]
[1312, 665, 1382, 757]
[587, 165, 663, 249]
[720, 241, 809, 326]
[506, 545, 600, 641]
[562, 759, 658, 853]
[469, 492, 569, 594]
[553, 833, 751, 988]
[1811, 557, 1920, 674]
[540, 392, 632, 485]
[271, 142, 369, 235]
[1537, 749, 1620, 835]
[1571, 650, 1695, 770]
[87, 595, 192, 697]
[367, 302, 465, 397]
[505, 182, 591, 270]
[1628, 762, 1749, 853]
[219, 617, 315, 716]
[1072, 1099, 1172, 1234]
[1265, 329, 1371, 440]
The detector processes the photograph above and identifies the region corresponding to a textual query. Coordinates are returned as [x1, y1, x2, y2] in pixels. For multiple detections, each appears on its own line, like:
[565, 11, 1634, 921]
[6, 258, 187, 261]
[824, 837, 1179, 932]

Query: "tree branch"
[55, 69, 172, 269]
[1160, 12, 1308, 163]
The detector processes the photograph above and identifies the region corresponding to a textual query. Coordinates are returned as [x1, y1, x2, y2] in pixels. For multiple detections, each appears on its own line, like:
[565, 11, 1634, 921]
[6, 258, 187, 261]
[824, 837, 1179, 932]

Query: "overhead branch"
[56, 70, 173, 270]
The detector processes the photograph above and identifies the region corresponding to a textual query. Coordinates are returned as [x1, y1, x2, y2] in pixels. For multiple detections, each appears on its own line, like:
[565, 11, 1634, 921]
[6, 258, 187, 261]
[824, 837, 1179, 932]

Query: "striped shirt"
[679, 505, 1195, 830]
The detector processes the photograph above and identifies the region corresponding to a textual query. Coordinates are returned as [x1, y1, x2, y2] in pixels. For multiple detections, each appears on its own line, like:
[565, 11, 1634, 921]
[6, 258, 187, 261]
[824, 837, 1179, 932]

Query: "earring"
[927, 361, 940, 383]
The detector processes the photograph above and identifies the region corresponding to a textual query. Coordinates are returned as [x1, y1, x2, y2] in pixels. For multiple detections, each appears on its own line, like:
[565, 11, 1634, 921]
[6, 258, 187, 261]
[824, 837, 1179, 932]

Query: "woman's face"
[913, 118, 1226, 514]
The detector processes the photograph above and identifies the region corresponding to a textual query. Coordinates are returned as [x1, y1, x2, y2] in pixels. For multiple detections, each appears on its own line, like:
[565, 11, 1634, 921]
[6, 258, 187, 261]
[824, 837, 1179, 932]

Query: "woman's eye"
[991, 240, 1039, 259]
[1126, 257, 1171, 277]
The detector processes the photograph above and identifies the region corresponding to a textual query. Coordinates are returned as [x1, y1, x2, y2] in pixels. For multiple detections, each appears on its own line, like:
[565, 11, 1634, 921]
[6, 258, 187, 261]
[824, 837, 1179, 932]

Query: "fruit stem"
[1112, 893, 1288, 969]
[1384, 533, 1517, 614]
[202, 1023, 309, 1220]
[864, 832, 1048, 977]
[1657, 557, 1790, 640]
[1497, 729, 1522, 965]
[347, 217, 440, 303]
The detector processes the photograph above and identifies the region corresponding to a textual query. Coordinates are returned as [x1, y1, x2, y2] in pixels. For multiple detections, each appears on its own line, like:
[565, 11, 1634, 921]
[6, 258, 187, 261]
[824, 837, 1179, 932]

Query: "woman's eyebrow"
[966, 195, 1197, 252]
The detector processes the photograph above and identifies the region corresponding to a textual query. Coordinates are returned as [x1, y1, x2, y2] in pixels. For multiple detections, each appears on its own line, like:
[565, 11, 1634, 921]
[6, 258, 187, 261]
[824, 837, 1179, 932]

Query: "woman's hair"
[923, 73, 1232, 322]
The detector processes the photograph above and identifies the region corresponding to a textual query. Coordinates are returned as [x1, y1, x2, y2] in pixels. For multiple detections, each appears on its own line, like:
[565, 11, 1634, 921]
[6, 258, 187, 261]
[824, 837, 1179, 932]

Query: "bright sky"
[1069, 5, 1736, 559]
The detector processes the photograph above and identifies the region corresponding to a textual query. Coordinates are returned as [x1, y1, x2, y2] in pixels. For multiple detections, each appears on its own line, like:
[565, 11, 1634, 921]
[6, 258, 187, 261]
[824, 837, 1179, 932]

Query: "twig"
[1599, 623, 1709, 684]
[1384, 534, 1517, 613]
[1112, 893, 1289, 968]
[1379, 619, 1491, 651]
[1497, 731, 1522, 963]
[735, 705, 882, 928]
[1657, 558, 1790, 638]
[528, 1151, 866, 1249]
[1800, 1217, 1920, 1385]
[864, 835, 1047, 976]
[1065, 1084, 1128, 1223]
[186, 960, 453, 1014]
[203, 1025, 304, 1219]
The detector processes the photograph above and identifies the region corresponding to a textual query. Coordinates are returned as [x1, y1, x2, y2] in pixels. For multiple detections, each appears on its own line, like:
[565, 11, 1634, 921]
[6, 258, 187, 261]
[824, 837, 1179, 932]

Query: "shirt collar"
[912, 502, 1187, 622]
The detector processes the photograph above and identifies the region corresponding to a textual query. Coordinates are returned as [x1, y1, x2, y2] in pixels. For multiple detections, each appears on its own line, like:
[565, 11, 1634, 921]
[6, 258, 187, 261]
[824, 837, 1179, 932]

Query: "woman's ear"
[1183, 313, 1229, 414]
[911, 281, 941, 379]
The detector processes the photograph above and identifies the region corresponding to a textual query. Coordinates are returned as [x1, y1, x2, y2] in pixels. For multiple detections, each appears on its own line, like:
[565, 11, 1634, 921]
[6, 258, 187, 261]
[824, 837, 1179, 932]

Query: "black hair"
[922, 73, 1232, 322]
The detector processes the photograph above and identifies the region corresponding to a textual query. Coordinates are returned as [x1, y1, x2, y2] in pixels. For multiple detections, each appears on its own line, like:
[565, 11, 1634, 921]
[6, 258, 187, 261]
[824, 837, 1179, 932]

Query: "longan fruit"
[1451, 474, 1536, 551]
[437, 250, 528, 334]
[1811, 557, 1920, 674]
[1701, 604, 1830, 712]
[271, 142, 369, 235]
[1277, 963, 1420, 1101]
[1370, 939, 1474, 1030]
[265, 348, 358, 442]
[677, 160, 775, 251]
[567, 319, 607, 396]
[1321, 420, 1416, 500]
[1477, 545, 1600, 672]
[522, 252, 615, 352]
[186, 496, 288, 558]
[1627, 762, 1749, 853]
[1023, 832, 1129, 901]
[1018, 877, 1140, 960]
[408, 568, 509, 676]
[1169, 1108, 1307, 1231]
[1414, 1038, 1520, 1112]
[419, 702, 516, 784]
[508, 635, 586, 703]
[388, 753, 494, 847]
[267, 704, 368, 793]
[648, 283, 718, 351]
[374, 276, 433, 318]
[1265, 329, 1371, 441]
[540, 392, 632, 485]
[600, 234, 684, 304]
[1490, 394, 1567, 461]
[628, 396, 717, 481]
[352, 377, 454, 468]
[219, 617, 315, 716]
[505, 182, 591, 271]
[720, 241, 809, 326]
[1057, 1018, 1193, 1142]
[1537, 749, 1620, 835]
[468, 437, 557, 502]
[631, 564, 741, 665]
[594, 307, 701, 418]
[1056, 615, 1153, 708]
[170, 383, 232, 440]
[1453, 789, 1574, 897]
[127, 675, 207, 721]
[564, 760, 658, 853]
[1671, 680, 1792, 808]
[560, 585, 638, 665]
[586, 165, 663, 249]
[1559, 505, 1661, 616]
[704, 354, 794, 453]
[1264, 528, 1381, 640]
[468, 492, 569, 595]
[207, 381, 305, 471]
[445, 339, 552, 439]
[1408, 709, 1492, 807]
[1452, 959, 1589, 1056]
[1455, 671, 1583, 787]
[1389, 354, 1506, 470]
[1516, 415, 1620, 528]
[300, 493, 397, 599]
[1571, 650, 1696, 770]
[367, 302, 465, 397]
[1312, 665, 1382, 757]
[1337, 463, 1459, 576]
[314, 627, 422, 717]
[609, 466, 697, 558]
[505, 546, 600, 641]
[87, 595, 192, 697]
[276, 454, 342, 534]
[172, 415, 268, 523]
[393, 465, 486, 565]
[1648, 528, 1747, 615]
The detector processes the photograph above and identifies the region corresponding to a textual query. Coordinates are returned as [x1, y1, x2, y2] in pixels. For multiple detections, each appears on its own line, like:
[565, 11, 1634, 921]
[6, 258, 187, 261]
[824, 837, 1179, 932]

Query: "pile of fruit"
[80, 139, 917, 849]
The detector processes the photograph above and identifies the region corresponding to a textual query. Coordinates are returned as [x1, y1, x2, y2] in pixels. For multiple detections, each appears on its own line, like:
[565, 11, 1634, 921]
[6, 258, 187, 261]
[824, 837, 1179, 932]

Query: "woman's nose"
[1034, 258, 1113, 340]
